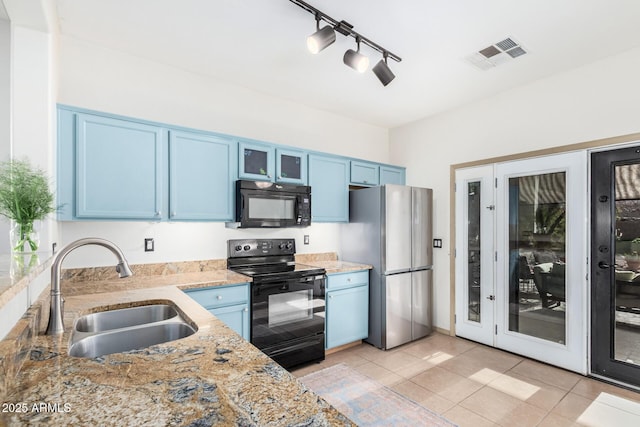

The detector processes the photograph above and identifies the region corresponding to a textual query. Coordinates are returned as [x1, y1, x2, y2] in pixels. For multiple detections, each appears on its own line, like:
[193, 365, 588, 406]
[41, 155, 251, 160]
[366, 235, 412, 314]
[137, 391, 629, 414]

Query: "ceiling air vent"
[466, 37, 528, 70]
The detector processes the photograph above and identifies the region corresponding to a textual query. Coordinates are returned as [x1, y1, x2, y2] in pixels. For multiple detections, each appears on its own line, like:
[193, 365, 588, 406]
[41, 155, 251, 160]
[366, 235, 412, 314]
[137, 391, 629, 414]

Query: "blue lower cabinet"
[183, 283, 250, 340]
[325, 270, 369, 349]
[209, 304, 250, 340]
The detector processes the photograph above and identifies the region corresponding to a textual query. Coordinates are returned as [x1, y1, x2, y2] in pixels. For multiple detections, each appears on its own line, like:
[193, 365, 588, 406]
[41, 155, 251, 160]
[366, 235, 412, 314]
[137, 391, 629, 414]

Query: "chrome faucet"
[45, 238, 133, 335]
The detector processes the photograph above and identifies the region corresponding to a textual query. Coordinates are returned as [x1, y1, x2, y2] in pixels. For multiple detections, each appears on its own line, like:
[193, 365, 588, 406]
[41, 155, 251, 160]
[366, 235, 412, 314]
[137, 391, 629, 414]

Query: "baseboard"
[326, 340, 362, 355]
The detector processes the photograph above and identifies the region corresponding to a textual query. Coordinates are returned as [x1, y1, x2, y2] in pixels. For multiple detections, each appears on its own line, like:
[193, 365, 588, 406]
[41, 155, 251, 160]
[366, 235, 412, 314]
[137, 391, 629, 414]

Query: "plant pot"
[10, 221, 40, 254]
[626, 257, 640, 271]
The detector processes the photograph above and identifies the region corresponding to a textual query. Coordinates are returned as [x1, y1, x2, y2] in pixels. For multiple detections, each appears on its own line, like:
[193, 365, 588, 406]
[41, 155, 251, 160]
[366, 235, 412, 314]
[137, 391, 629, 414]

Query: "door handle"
[598, 261, 611, 269]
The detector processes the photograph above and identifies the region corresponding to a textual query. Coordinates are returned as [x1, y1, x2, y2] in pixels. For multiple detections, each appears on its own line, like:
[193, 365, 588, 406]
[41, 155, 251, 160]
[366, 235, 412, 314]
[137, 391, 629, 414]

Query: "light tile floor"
[291, 333, 640, 427]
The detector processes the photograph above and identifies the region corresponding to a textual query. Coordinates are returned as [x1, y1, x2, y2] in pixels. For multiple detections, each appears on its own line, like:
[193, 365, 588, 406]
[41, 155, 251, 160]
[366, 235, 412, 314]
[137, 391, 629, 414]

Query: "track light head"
[343, 37, 369, 73]
[343, 49, 369, 72]
[307, 25, 336, 54]
[372, 55, 396, 86]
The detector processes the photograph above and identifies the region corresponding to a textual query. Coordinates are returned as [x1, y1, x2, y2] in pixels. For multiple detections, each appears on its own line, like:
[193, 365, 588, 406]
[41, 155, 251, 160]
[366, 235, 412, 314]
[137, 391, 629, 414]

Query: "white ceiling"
[51, 0, 640, 128]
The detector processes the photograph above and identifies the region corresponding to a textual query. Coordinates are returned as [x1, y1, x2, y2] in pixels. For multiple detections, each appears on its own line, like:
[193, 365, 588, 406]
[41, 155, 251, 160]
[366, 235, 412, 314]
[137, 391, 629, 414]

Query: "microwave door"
[244, 192, 297, 227]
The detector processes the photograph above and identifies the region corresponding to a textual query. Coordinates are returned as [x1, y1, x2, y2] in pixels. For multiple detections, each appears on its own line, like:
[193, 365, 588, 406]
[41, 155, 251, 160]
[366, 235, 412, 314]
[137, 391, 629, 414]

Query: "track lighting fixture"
[307, 14, 336, 54]
[290, 0, 401, 86]
[372, 53, 396, 86]
[343, 37, 369, 73]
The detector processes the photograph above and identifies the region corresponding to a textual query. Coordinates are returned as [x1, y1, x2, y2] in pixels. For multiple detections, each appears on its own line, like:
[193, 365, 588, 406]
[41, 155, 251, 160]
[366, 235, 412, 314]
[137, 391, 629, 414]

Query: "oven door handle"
[253, 282, 297, 293]
[266, 337, 323, 357]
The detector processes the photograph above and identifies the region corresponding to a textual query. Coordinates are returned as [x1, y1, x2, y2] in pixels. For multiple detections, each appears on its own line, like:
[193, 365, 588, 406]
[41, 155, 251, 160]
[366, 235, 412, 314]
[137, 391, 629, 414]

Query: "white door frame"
[454, 152, 588, 374]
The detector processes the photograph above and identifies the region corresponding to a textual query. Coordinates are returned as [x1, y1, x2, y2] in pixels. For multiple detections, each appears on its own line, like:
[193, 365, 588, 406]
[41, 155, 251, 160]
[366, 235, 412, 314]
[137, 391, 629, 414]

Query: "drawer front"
[185, 283, 249, 309]
[326, 270, 369, 291]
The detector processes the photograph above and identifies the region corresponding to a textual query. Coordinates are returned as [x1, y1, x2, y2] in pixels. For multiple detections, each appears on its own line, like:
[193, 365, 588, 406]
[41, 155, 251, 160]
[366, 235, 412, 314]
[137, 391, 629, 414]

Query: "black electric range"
[227, 238, 326, 369]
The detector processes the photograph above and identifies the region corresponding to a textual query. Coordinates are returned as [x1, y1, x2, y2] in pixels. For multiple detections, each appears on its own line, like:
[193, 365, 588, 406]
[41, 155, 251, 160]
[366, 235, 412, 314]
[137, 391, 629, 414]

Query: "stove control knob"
[235, 245, 242, 252]
[285, 242, 293, 250]
[243, 245, 251, 251]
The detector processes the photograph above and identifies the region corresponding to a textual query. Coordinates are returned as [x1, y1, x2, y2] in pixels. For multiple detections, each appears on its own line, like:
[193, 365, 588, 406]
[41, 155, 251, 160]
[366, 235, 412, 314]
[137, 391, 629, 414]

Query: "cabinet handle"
[347, 278, 352, 282]
[171, 211, 177, 217]
[243, 307, 248, 312]
[155, 211, 161, 216]
[267, 174, 272, 179]
[329, 295, 333, 299]
[217, 295, 223, 300]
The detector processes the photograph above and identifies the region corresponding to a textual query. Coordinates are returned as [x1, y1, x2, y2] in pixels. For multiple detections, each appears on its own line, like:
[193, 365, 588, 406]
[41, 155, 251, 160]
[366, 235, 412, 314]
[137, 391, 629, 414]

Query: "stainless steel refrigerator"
[340, 184, 433, 350]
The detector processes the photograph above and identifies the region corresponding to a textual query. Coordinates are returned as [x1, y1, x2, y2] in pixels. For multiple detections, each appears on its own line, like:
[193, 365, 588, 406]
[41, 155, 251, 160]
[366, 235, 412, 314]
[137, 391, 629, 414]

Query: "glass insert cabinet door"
[276, 148, 307, 185]
[238, 142, 307, 185]
[239, 141, 275, 181]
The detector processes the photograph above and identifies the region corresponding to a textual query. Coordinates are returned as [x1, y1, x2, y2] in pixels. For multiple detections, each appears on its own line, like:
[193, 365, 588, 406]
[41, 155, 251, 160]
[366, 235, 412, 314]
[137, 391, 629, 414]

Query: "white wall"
[56, 35, 390, 267]
[390, 46, 640, 331]
[11, 25, 57, 254]
[0, 19, 10, 253]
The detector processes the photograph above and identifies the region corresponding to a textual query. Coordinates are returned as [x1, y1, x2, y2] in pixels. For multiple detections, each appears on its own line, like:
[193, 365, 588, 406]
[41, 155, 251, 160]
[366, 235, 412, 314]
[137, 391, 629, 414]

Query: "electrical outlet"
[304, 235, 310, 245]
[145, 238, 154, 252]
[433, 238, 442, 248]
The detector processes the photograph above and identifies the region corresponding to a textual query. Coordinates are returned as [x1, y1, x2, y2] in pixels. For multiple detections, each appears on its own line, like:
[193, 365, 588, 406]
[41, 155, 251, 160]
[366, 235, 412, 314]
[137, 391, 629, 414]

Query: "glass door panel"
[614, 164, 640, 365]
[507, 172, 567, 344]
[468, 181, 482, 323]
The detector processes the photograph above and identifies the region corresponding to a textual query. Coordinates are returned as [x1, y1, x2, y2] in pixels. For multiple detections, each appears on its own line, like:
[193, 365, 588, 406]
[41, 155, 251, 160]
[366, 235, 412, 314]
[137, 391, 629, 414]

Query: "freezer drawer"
[412, 269, 433, 339]
[384, 273, 412, 349]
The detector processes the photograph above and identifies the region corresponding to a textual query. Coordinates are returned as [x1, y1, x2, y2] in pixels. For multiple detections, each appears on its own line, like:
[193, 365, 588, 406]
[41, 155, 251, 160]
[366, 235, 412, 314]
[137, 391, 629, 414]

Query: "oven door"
[251, 275, 325, 363]
[238, 189, 300, 228]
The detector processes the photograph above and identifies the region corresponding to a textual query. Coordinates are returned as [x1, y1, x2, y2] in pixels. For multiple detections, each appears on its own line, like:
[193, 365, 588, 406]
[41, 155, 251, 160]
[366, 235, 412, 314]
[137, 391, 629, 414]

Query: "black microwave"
[234, 180, 311, 228]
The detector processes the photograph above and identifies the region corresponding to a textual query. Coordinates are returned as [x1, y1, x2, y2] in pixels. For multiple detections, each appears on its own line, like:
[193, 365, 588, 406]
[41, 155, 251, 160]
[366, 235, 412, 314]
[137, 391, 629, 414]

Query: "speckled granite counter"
[0, 255, 369, 426]
[295, 253, 372, 275]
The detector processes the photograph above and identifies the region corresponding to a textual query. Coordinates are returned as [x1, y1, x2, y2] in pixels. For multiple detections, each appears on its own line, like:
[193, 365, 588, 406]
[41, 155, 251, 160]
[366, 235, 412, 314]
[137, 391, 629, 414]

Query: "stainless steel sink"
[75, 304, 178, 332]
[69, 322, 196, 358]
[69, 302, 197, 358]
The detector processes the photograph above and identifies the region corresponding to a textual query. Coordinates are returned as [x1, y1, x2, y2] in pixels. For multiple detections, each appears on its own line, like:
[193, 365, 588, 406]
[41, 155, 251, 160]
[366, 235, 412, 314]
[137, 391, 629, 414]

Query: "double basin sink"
[69, 302, 197, 358]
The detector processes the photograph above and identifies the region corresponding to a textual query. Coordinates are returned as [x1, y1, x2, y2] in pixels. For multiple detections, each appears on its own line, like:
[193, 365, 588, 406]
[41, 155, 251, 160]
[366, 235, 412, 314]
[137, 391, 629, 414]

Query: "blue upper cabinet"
[169, 131, 236, 221]
[275, 148, 307, 185]
[308, 154, 349, 222]
[350, 161, 380, 186]
[380, 165, 406, 185]
[75, 113, 164, 220]
[238, 141, 275, 181]
[57, 106, 405, 222]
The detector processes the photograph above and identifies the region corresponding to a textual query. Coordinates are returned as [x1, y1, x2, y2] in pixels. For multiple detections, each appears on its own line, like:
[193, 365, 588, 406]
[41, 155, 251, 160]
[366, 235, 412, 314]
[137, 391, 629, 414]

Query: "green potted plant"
[0, 158, 56, 253]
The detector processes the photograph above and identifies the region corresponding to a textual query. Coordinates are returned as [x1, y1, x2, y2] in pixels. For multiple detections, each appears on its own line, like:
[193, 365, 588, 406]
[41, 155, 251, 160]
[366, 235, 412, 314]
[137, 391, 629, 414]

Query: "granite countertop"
[0, 256, 369, 426]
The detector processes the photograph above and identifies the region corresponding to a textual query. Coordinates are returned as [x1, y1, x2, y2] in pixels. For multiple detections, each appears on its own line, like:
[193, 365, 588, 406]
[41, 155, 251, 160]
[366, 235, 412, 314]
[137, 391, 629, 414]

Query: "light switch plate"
[145, 238, 154, 252]
[304, 235, 310, 245]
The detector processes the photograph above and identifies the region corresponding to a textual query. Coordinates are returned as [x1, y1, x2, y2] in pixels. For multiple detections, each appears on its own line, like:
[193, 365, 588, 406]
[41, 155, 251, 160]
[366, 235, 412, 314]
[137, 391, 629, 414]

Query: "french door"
[455, 165, 495, 346]
[592, 146, 640, 387]
[455, 152, 587, 373]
